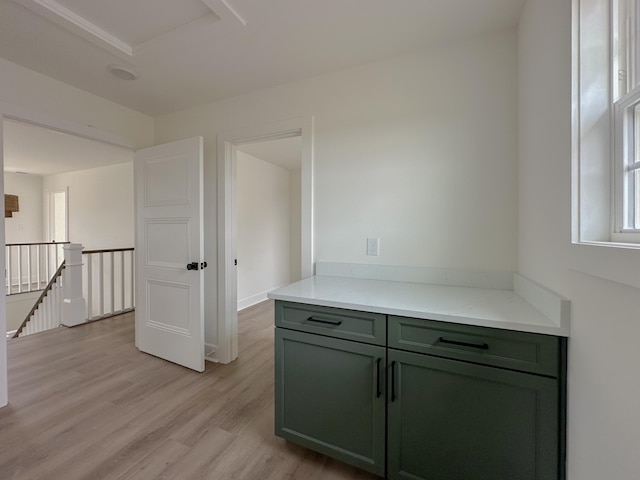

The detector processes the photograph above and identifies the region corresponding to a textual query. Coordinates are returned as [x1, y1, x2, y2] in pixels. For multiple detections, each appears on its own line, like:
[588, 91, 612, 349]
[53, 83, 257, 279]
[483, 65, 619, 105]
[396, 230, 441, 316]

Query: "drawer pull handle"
[438, 337, 489, 350]
[390, 361, 397, 402]
[376, 358, 382, 398]
[306, 316, 343, 326]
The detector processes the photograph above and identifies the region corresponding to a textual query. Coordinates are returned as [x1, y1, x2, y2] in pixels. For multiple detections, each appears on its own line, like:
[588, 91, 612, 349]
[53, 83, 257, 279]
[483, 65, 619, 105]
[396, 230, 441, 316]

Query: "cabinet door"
[387, 349, 559, 480]
[275, 328, 386, 476]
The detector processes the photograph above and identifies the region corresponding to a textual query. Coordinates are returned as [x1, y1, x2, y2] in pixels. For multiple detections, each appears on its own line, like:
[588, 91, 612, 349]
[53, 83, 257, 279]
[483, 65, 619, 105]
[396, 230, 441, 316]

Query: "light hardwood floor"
[0, 300, 380, 480]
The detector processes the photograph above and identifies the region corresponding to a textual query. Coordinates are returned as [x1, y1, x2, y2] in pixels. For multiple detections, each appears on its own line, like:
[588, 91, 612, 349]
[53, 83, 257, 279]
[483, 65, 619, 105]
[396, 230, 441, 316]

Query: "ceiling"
[238, 136, 301, 172]
[0, 0, 526, 116]
[3, 118, 133, 176]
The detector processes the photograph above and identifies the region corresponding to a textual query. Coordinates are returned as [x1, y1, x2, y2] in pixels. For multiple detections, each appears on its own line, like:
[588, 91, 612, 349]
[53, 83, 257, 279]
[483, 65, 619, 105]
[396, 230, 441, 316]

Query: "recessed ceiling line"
[12, 0, 134, 57]
[11, 0, 246, 60]
[3, 115, 134, 151]
[201, 0, 246, 26]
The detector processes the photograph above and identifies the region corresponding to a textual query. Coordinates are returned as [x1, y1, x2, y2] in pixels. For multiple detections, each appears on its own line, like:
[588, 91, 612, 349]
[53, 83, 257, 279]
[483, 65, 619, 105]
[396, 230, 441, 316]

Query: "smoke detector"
[107, 65, 138, 81]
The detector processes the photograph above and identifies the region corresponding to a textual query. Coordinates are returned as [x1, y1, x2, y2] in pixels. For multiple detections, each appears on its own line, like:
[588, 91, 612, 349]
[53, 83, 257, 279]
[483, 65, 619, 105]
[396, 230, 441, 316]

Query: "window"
[571, 0, 640, 289]
[613, 0, 640, 238]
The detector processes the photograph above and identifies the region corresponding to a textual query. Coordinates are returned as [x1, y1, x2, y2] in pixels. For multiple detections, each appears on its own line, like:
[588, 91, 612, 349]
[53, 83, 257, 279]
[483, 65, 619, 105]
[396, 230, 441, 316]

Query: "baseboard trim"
[238, 284, 288, 311]
[205, 342, 218, 363]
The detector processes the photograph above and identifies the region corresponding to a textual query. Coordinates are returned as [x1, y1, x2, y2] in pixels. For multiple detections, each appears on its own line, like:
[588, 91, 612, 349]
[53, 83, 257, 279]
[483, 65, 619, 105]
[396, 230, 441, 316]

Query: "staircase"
[12, 261, 65, 338]
[8, 244, 135, 338]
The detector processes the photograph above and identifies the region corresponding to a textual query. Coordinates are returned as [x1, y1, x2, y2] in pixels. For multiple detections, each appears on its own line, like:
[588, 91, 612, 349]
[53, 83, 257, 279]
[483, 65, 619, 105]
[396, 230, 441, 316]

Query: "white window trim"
[569, 241, 640, 288]
[612, 89, 640, 238]
[612, 0, 640, 237]
[571, 0, 640, 289]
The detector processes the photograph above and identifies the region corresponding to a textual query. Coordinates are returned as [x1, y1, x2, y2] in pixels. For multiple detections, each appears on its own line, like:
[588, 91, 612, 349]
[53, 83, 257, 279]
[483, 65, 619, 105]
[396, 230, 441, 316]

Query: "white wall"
[237, 151, 291, 309]
[5, 291, 39, 332]
[42, 163, 134, 250]
[289, 169, 302, 283]
[155, 29, 519, 348]
[4, 172, 45, 293]
[0, 124, 5, 406]
[518, 1, 640, 479]
[0, 58, 154, 408]
[4, 172, 44, 243]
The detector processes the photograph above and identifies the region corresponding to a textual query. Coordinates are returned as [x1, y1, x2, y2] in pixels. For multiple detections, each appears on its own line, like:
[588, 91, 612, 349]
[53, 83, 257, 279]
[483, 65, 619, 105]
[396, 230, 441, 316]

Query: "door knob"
[186, 262, 199, 271]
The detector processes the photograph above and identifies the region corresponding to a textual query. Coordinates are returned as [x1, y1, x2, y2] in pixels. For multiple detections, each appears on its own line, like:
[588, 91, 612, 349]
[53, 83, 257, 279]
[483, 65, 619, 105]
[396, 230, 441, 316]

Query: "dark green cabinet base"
[274, 301, 566, 480]
[275, 328, 386, 477]
[387, 349, 558, 480]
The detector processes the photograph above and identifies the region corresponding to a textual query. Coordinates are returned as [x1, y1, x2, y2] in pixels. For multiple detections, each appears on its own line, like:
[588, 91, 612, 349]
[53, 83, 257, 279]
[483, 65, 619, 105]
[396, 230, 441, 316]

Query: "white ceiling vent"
[107, 64, 138, 81]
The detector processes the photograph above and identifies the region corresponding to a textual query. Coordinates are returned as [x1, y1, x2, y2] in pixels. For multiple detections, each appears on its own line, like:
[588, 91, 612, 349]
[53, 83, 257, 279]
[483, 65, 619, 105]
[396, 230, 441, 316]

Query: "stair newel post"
[62, 243, 86, 327]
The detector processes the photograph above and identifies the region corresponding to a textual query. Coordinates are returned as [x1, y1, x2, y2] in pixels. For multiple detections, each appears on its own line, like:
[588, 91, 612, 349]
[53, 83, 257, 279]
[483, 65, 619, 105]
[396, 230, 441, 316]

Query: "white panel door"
[134, 137, 204, 372]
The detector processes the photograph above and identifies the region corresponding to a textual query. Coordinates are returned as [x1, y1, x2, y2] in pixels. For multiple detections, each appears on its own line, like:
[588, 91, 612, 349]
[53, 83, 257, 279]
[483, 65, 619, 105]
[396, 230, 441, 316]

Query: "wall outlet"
[366, 238, 380, 256]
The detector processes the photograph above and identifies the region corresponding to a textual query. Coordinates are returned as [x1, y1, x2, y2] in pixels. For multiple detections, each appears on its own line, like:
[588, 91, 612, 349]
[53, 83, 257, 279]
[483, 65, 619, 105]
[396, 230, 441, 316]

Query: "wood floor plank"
[116, 438, 191, 480]
[1, 301, 380, 479]
[155, 427, 236, 480]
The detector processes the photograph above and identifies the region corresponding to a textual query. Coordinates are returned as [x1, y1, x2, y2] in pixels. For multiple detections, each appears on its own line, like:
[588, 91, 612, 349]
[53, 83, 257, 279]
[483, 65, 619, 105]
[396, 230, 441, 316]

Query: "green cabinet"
[274, 301, 566, 480]
[386, 349, 559, 480]
[275, 328, 386, 476]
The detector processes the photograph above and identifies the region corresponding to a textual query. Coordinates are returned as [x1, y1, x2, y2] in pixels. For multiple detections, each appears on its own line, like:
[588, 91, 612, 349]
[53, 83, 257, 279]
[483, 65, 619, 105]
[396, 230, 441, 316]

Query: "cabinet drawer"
[388, 316, 559, 377]
[275, 301, 386, 346]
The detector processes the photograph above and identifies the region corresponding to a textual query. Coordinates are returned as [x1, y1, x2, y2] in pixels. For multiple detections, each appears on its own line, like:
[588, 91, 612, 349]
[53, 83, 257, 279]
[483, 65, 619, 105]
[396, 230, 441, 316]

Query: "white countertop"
[268, 275, 569, 337]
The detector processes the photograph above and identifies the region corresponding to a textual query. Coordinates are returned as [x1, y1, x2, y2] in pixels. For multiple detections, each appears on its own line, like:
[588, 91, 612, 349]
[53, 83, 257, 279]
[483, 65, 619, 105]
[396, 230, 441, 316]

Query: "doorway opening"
[0, 108, 137, 405]
[46, 188, 68, 243]
[236, 135, 302, 311]
[1, 113, 134, 341]
[216, 116, 314, 364]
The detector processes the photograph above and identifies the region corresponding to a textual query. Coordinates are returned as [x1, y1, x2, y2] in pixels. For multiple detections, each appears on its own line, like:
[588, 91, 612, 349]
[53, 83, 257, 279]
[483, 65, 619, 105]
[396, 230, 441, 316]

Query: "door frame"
[0, 102, 135, 407]
[216, 116, 314, 364]
[45, 186, 70, 242]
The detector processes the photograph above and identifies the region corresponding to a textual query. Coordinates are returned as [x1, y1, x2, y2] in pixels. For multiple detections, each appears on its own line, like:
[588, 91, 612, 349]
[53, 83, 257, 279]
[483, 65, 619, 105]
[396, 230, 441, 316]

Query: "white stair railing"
[82, 248, 135, 321]
[20, 274, 63, 336]
[12, 245, 135, 338]
[12, 260, 66, 338]
[5, 242, 69, 295]
[13, 244, 86, 337]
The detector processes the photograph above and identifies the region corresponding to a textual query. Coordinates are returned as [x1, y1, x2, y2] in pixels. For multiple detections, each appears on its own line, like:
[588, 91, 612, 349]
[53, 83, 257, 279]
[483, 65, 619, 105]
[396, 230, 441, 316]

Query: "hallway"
[0, 302, 378, 479]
